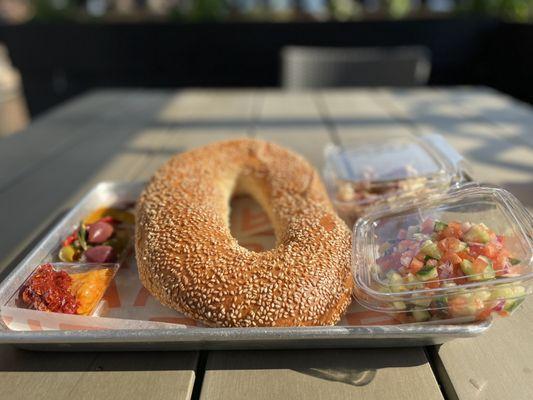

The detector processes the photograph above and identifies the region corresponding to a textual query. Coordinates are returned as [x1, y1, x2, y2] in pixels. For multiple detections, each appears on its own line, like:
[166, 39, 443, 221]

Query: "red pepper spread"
[20, 264, 79, 314]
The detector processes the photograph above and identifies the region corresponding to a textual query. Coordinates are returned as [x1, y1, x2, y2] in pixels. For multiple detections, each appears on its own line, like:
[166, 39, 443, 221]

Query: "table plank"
[0, 346, 198, 400]
[200, 349, 443, 400]
[0, 90, 137, 192]
[381, 87, 533, 400]
[201, 90, 444, 400]
[135, 89, 257, 178]
[254, 91, 330, 170]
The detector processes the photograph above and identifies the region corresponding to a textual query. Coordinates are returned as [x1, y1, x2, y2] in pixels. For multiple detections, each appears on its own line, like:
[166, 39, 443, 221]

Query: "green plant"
[187, 0, 229, 22]
[33, 0, 77, 22]
[459, 0, 533, 22]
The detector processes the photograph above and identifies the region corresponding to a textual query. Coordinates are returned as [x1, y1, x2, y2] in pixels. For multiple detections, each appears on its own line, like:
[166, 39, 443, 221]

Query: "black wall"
[1, 18, 529, 117]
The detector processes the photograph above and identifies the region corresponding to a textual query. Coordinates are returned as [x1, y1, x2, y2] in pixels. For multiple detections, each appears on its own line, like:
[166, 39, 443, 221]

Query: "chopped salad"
[373, 218, 527, 322]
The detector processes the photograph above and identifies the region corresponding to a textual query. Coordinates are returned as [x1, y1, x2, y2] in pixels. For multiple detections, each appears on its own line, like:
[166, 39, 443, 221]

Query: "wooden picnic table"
[0, 88, 532, 400]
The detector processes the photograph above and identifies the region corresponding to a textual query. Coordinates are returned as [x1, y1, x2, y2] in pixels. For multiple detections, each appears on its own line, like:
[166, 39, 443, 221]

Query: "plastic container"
[5, 262, 119, 317]
[323, 132, 467, 226]
[352, 184, 533, 323]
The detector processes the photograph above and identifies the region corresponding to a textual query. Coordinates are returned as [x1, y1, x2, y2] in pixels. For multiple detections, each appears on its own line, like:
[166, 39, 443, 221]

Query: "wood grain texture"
[200, 349, 443, 400]
[254, 91, 330, 170]
[0, 90, 133, 191]
[139, 90, 258, 179]
[0, 345, 198, 400]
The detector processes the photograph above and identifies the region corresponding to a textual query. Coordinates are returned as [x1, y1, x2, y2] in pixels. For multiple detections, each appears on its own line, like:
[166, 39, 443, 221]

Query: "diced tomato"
[409, 258, 424, 274]
[451, 265, 468, 284]
[481, 243, 498, 258]
[392, 313, 409, 324]
[472, 256, 489, 274]
[498, 310, 510, 318]
[476, 307, 493, 321]
[442, 252, 462, 265]
[62, 232, 77, 247]
[449, 297, 468, 315]
[438, 237, 462, 253]
[421, 218, 435, 234]
[468, 244, 484, 257]
[425, 281, 440, 289]
[415, 252, 426, 261]
[439, 222, 463, 240]
[457, 250, 474, 262]
[493, 255, 507, 275]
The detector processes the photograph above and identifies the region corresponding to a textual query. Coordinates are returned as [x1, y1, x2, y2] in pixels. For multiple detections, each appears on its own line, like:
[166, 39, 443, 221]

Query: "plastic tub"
[323, 133, 467, 226]
[352, 184, 533, 323]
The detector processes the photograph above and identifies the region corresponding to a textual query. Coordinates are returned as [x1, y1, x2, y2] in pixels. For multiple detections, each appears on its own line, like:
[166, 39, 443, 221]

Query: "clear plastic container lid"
[352, 184, 533, 323]
[323, 132, 467, 225]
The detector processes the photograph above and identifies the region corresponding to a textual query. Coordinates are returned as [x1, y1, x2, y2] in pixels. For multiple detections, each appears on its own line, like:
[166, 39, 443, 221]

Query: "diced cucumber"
[481, 263, 496, 280]
[416, 265, 438, 281]
[392, 301, 407, 310]
[404, 273, 418, 284]
[490, 286, 515, 301]
[460, 259, 474, 275]
[433, 297, 448, 309]
[404, 273, 425, 290]
[448, 293, 480, 317]
[412, 309, 431, 322]
[491, 285, 526, 312]
[455, 241, 468, 252]
[387, 271, 407, 292]
[420, 240, 442, 260]
[434, 221, 448, 232]
[505, 297, 525, 312]
[472, 290, 491, 302]
[411, 297, 432, 307]
[464, 224, 490, 243]
[462, 257, 496, 281]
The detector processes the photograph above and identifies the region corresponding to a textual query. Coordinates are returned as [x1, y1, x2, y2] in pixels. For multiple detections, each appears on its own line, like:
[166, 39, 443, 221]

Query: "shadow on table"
[205, 348, 427, 387]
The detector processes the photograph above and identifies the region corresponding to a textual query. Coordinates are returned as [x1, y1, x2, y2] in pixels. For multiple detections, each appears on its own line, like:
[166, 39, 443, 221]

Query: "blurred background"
[0, 0, 531, 134]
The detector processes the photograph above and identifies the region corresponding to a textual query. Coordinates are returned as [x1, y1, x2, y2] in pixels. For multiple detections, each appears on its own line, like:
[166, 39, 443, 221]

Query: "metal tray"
[0, 181, 492, 351]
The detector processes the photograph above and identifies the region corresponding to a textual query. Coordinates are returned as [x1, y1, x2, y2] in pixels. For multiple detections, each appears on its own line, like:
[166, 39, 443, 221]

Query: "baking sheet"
[0, 181, 491, 350]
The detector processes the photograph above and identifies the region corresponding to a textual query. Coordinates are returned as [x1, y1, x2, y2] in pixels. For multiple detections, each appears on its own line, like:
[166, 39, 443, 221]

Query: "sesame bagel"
[135, 138, 353, 327]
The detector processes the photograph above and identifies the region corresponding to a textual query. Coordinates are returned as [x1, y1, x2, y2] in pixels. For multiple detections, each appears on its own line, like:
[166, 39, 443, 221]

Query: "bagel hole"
[229, 195, 276, 252]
